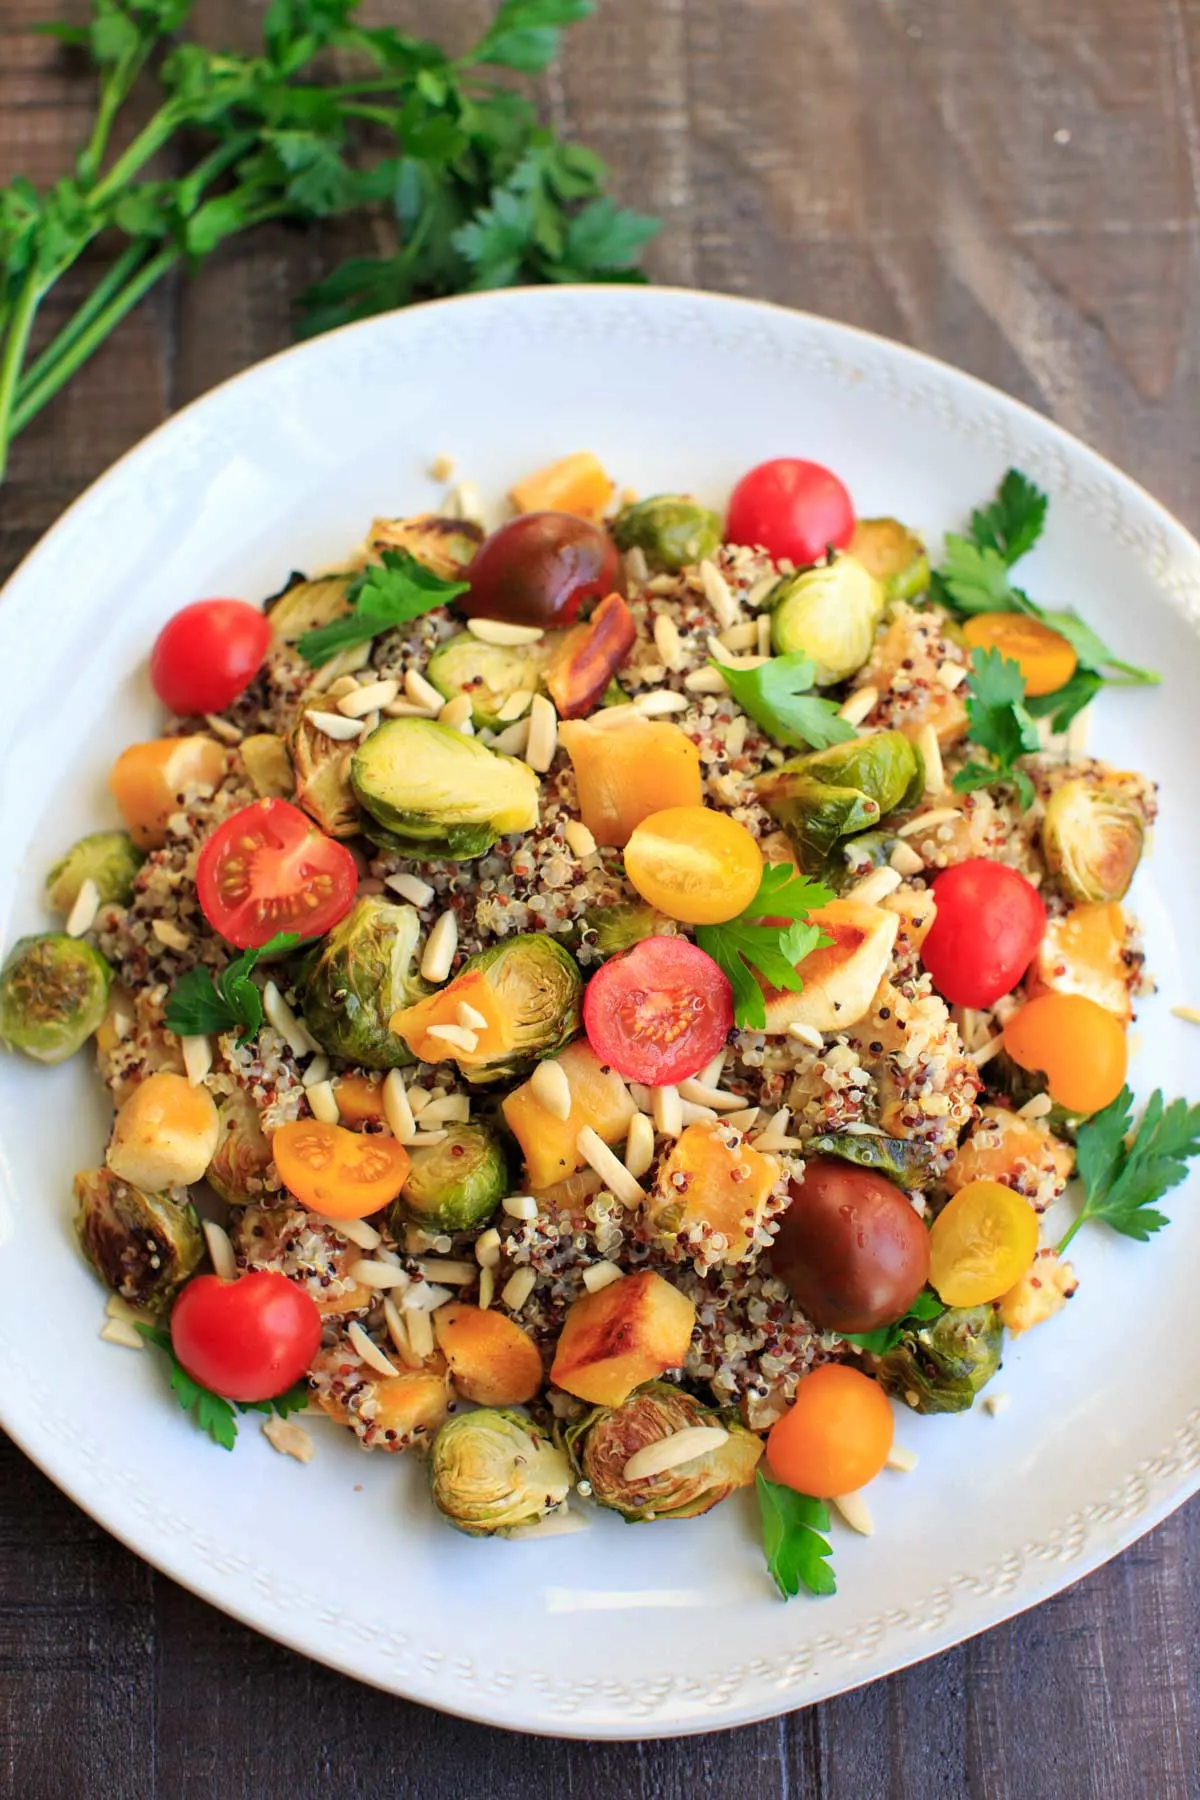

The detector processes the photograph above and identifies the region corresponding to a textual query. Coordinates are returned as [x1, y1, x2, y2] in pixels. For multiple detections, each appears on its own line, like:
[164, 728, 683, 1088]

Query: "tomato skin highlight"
[582, 936, 733, 1085]
[919, 858, 1046, 1008]
[726, 458, 854, 566]
[150, 599, 271, 716]
[196, 798, 358, 949]
[623, 804, 763, 926]
[170, 1271, 321, 1402]
[462, 512, 623, 628]
[767, 1364, 894, 1499]
[1002, 992, 1128, 1115]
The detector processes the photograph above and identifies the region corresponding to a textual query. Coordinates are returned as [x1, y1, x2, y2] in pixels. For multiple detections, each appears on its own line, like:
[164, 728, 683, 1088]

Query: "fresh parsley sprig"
[136, 1323, 312, 1451]
[951, 647, 1041, 809]
[695, 862, 832, 1032]
[709, 653, 855, 753]
[756, 1470, 836, 1599]
[838, 1288, 945, 1356]
[1056, 1086, 1200, 1254]
[164, 930, 302, 1046]
[297, 550, 469, 666]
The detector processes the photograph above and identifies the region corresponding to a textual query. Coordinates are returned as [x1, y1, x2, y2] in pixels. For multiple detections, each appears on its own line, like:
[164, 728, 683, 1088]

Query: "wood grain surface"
[2, 2, 1198, 1795]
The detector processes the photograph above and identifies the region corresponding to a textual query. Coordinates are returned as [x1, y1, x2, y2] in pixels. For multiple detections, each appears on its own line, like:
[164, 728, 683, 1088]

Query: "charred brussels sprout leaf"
[0, 933, 112, 1064]
[797, 733, 923, 817]
[74, 1167, 203, 1314]
[1041, 778, 1146, 904]
[206, 1088, 273, 1206]
[426, 632, 547, 730]
[611, 495, 723, 572]
[45, 830, 143, 915]
[580, 901, 668, 957]
[563, 1380, 763, 1521]
[296, 896, 427, 1068]
[239, 733, 294, 801]
[849, 518, 930, 602]
[366, 513, 484, 580]
[395, 1121, 509, 1232]
[769, 554, 885, 685]
[457, 933, 583, 1080]
[430, 1407, 572, 1537]
[826, 830, 900, 892]
[351, 718, 540, 861]
[287, 709, 360, 838]
[266, 571, 355, 644]
[754, 730, 921, 869]
[809, 1132, 935, 1189]
[871, 1303, 1002, 1413]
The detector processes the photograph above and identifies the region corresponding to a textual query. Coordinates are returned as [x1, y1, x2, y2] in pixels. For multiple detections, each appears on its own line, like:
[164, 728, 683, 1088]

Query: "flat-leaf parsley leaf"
[1057, 1086, 1200, 1253]
[696, 863, 832, 1032]
[164, 931, 302, 1047]
[756, 1470, 836, 1599]
[838, 1287, 945, 1355]
[709, 653, 855, 752]
[298, 550, 469, 666]
[137, 1324, 312, 1448]
[951, 648, 1040, 810]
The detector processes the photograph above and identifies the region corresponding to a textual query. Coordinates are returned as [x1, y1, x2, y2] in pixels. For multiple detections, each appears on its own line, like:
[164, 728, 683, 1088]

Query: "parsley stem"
[0, 268, 41, 486]
[15, 241, 148, 404]
[1055, 1214, 1083, 1256]
[78, 54, 142, 184]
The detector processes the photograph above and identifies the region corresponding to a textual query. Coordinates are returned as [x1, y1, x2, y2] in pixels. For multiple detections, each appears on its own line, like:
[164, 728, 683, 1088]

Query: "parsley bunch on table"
[0, 0, 657, 482]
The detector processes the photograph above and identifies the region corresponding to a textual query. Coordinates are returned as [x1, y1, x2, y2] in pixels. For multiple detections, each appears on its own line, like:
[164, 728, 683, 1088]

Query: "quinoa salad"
[5, 448, 1196, 1593]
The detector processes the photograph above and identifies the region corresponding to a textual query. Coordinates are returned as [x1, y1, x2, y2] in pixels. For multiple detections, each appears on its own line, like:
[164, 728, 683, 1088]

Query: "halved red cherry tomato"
[582, 936, 733, 1085]
[462, 513, 624, 628]
[543, 592, 637, 718]
[196, 798, 357, 948]
[150, 599, 271, 716]
[726, 458, 854, 566]
[920, 858, 1046, 1008]
[170, 1271, 321, 1403]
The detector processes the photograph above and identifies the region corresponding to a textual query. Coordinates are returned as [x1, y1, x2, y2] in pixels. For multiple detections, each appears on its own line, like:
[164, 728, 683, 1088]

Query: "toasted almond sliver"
[623, 1111, 655, 1180]
[524, 694, 558, 774]
[635, 690, 689, 716]
[382, 1068, 417, 1144]
[651, 1083, 683, 1138]
[263, 1416, 315, 1462]
[382, 1296, 421, 1368]
[889, 841, 925, 876]
[496, 687, 534, 722]
[886, 1444, 919, 1474]
[530, 1058, 573, 1122]
[438, 693, 475, 733]
[347, 1259, 410, 1291]
[653, 612, 684, 670]
[405, 1305, 435, 1360]
[917, 722, 945, 794]
[305, 708, 364, 741]
[348, 1320, 402, 1380]
[491, 717, 531, 755]
[100, 1317, 145, 1350]
[203, 1220, 237, 1282]
[577, 1126, 645, 1207]
[425, 1022, 479, 1053]
[832, 1491, 875, 1536]
[838, 685, 878, 725]
[582, 1260, 624, 1294]
[475, 1228, 502, 1269]
[501, 1266, 538, 1312]
[849, 866, 903, 906]
[315, 1213, 380, 1251]
[387, 871, 436, 907]
[466, 618, 544, 646]
[787, 1022, 823, 1050]
[896, 807, 960, 838]
[622, 1426, 729, 1482]
[503, 1193, 538, 1220]
[698, 558, 738, 628]
[65, 878, 101, 938]
[305, 1079, 340, 1125]
[563, 819, 597, 859]
[676, 1079, 746, 1111]
[683, 666, 728, 694]
[420, 909, 458, 983]
[181, 1034, 212, 1086]
[338, 678, 399, 717]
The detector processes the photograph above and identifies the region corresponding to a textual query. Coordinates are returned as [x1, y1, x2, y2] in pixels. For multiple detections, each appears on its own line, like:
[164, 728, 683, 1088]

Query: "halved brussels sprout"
[206, 1087, 274, 1205]
[351, 718, 540, 861]
[74, 1166, 204, 1314]
[1041, 778, 1146, 904]
[426, 632, 547, 729]
[239, 732, 294, 800]
[296, 896, 427, 1068]
[871, 1303, 1002, 1413]
[0, 934, 112, 1065]
[755, 730, 921, 868]
[394, 1121, 509, 1231]
[849, 518, 930, 602]
[797, 732, 923, 817]
[429, 1407, 572, 1537]
[808, 1132, 935, 1189]
[755, 777, 879, 868]
[456, 933, 583, 1081]
[45, 830, 144, 916]
[563, 1380, 763, 1521]
[612, 496, 723, 573]
[580, 901, 667, 957]
[365, 513, 484, 579]
[287, 709, 360, 838]
[769, 554, 885, 684]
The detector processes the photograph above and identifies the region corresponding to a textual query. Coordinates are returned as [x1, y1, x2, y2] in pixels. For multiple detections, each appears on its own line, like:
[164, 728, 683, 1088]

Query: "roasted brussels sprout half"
[871, 1303, 1003, 1413]
[457, 933, 583, 1080]
[351, 718, 540, 861]
[0, 934, 112, 1065]
[296, 896, 427, 1067]
[426, 631, 547, 729]
[266, 572, 354, 646]
[756, 779, 880, 868]
[287, 708, 360, 838]
[611, 495, 723, 573]
[808, 1132, 935, 1189]
[74, 1166, 204, 1314]
[45, 830, 143, 916]
[563, 1381, 763, 1521]
[769, 554, 885, 684]
[1041, 778, 1146, 903]
[365, 512, 483, 579]
[755, 730, 921, 868]
[849, 517, 930, 602]
[580, 901, 667, 957]
[206, 1086, 274, 1205]
[798, 732, 924, 817]
[429, 1407, 572, 1537]
[394, 1121, 509, 1231]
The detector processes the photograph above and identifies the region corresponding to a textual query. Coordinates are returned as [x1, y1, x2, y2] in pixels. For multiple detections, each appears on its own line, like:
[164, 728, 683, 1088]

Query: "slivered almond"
[466, 618, 544, 646]
[531, 1059, 573, 1122]
[622, 1426, 729, 1482]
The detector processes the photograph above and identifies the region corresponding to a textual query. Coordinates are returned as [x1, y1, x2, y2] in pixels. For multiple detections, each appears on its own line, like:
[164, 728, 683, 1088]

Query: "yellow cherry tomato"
[766, 1364, 894, 1498]
[623, 804, 763, 925]
[273, 1119, 410, 1220]
[1002, 991, 1127, 1115]
[928, 1180, 1040, 1306]
[962, 612, 1078, 697]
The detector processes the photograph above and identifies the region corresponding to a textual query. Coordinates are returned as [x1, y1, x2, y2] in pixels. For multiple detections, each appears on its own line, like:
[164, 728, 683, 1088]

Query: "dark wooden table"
[3, 2, 1199, 1795]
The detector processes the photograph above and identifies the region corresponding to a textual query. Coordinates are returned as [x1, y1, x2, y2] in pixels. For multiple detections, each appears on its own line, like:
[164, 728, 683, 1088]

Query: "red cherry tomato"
[170, 1271, 321, 1403]
[150, 599, 271, 716]
[196, 798, 358, 949]
[462, 512, 624, 628]
[582, 937, 733, 1085]
[920, 858, 1046, 1008]
[726, 458, 854, 566]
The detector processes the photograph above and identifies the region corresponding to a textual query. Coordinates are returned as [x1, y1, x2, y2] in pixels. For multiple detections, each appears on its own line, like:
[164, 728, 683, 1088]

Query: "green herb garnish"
[951, 647, 1041, 809]
[137, 1323, 311, 1451]
[1056, 1086, 1200, 1254]
[164, 930, 301, 1046]
[297, 550, 469, 666]
[695, 862, 832, 1032]
[756, 1470, 836, 1599]
[838, 1288, 945, 1355]
[709, 653, 855, 752]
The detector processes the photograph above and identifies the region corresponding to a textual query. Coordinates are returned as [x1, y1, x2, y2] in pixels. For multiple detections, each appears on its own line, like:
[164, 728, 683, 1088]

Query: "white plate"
[1, 287, 1198, 1739]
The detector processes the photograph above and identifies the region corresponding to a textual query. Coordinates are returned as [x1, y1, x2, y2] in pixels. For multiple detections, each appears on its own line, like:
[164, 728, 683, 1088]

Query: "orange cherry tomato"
[272, 1119, 409, 1220]
[928, 1179, 1039, 1306]
[962, 613, 1078, 697]
[1002, 991, 1128, 1115]
[766, 1364, 894, 1499]
[623, 805, 763, 925]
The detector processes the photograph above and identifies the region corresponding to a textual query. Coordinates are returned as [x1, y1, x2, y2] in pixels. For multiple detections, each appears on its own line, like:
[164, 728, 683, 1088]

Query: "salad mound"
[5, 449, 1197, 1597]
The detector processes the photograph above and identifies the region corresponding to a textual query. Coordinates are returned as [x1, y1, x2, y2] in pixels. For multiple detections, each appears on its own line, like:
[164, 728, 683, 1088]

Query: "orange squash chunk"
[109, 736, 227, 851]
[648, 1120, 781, 1263]
[503, 1039, 636, 1190]
[390, 969, 514, 1071]
[433, 1303, 543, 1406]
[559, 715, 702, 848]
[944, 1105, 1074, 1207]
[332, 1072, 386, 1126]
[550, 1270, 695, 1407]
[1026, 901, 1134, 1024]
[510, 451, 614, 521]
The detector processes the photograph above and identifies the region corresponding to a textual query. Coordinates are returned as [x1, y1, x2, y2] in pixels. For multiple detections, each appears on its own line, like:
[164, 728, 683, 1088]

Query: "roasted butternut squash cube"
[502, 1039, 635, 1189]
[391, 969, 513, 1071]
[109, 736, 227, 851]
[550, 1270, 695, 1406]
[433, 1303, 543, 1406]
[945, 1105, 1074, 1211]
[1027, 901, 1135, 1024]
[559, 715, 701, 848]
[333, 1071, 387, 1126]
[648, 1120, 781, 1263]
[510, 451, 615, 521]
